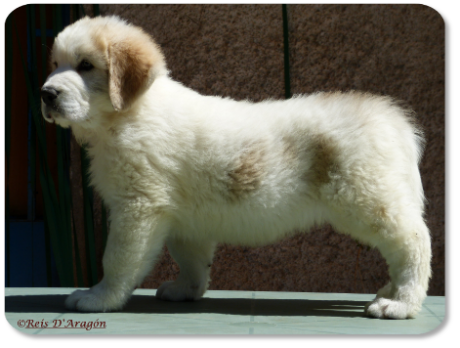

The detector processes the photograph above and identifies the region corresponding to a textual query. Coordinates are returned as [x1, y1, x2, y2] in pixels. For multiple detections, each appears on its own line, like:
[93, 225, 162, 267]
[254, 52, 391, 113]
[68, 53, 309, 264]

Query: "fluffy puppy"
[41, 16, 431, 319]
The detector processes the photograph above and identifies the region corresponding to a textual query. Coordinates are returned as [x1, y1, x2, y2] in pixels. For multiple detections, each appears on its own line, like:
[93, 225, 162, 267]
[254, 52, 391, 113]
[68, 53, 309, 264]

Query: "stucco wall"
[85, 4, 444, 295]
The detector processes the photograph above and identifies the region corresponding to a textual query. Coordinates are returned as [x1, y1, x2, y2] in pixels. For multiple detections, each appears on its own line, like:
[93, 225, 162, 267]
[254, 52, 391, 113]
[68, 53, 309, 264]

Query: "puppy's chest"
[87, 143, 165, 200]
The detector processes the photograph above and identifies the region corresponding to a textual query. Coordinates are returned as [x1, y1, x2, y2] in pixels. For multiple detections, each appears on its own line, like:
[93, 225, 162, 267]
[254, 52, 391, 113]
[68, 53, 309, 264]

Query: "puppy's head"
[41, 16, 166, 128]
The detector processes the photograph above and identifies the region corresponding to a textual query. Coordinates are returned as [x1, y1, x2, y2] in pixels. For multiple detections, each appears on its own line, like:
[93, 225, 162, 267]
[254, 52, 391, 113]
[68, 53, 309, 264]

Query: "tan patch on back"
[304, 134, 339, 187]
[227, 145, 265, 200]
[281, 135, 299, 165]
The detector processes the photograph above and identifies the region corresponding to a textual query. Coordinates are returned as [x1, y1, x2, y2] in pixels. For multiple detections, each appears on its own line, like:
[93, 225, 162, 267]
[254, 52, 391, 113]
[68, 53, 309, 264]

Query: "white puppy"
[41, 16, 431, 319]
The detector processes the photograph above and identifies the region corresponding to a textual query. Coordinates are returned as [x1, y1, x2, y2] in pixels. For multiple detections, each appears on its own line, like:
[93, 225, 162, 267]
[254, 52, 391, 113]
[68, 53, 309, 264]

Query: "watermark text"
[17, 319, 106, 331]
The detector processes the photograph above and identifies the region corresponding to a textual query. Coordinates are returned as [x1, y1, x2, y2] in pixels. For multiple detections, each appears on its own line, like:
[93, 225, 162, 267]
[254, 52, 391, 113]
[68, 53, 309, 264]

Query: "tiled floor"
[5, 288, 445, 335]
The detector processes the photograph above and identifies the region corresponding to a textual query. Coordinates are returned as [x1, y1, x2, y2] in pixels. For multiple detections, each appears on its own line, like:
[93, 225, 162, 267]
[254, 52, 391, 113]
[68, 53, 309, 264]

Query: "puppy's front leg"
[66, 206, 169, 312]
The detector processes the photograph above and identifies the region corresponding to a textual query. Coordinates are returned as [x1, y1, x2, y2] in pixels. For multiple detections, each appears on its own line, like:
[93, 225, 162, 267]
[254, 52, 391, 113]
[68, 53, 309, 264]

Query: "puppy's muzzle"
[41, 86, 60, 107]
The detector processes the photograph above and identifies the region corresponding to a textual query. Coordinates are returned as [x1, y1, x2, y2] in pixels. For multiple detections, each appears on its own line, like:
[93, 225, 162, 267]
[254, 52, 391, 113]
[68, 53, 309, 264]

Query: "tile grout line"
[422, 304, 443, 323]
[33, 313, 66, 334]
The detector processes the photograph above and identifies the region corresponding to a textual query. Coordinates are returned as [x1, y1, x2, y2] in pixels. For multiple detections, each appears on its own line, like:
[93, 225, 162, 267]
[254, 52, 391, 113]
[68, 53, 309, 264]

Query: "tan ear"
[108, 34, 165, 111]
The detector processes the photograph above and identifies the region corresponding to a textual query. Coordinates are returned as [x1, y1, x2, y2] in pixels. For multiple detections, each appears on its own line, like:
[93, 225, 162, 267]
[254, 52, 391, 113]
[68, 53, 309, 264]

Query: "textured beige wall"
[85, 4, 444, 295]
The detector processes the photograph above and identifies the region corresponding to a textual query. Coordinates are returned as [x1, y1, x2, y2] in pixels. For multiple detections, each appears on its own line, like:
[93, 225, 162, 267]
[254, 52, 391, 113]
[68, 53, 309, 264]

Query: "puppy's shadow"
[5, 294, 368, 318]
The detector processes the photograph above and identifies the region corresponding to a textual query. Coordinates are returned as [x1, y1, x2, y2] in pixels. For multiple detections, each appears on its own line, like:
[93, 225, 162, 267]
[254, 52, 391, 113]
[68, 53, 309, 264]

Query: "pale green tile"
[5, 288, 445, 335]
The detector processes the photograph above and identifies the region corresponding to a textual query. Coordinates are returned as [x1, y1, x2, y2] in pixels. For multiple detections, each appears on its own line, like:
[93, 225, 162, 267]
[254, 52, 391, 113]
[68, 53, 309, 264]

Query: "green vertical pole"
[282, 4, 291, 99]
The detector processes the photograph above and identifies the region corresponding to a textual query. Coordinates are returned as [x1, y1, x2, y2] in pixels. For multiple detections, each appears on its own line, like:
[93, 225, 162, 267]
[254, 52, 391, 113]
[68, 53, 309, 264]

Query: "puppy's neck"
[71, 124, 98, 147]
[70, 103, 145, 149]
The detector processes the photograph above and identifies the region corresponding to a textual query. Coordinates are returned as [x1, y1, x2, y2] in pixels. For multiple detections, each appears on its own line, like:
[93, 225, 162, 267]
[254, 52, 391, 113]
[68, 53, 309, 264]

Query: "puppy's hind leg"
[364, 214, 432, 319]
[65, 206, 170, 312]
[156, 237, 216, 301]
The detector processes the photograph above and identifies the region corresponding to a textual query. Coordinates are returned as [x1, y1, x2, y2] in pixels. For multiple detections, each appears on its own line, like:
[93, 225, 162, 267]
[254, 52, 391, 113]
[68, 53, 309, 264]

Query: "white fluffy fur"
[41, 16, 431, 319]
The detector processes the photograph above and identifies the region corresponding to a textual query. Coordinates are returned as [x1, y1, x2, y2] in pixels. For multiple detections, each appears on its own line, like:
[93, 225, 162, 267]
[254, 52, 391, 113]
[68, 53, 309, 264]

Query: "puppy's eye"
[77, 59, 94, 72]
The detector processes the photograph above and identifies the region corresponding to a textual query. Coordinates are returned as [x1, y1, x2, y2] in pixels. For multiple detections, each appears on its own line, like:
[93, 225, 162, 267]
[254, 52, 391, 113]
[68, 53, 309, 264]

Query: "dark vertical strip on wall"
[39, 5, 47, 85]
[5, 13, 13, 287]
[39, 4, 53, 287]
[282, 4, 291, 99]
[26, 5, 38, 285]
[94, 4, 100, 16]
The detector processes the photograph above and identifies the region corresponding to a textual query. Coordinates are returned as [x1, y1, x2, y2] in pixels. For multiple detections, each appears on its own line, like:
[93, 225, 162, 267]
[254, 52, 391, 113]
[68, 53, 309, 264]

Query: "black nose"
[41, 87, 59, 106]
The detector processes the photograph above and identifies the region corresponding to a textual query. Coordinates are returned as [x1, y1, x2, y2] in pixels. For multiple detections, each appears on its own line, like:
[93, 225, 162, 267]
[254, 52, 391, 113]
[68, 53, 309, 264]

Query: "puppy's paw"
[65, 289, 90, 310]
[65, 287, 125, 312]
[365, 298, 417, 319]
[156, 281, 204, 301]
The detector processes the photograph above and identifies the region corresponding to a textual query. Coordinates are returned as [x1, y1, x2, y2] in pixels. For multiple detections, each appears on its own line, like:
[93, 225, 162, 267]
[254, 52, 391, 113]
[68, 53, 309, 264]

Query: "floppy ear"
[108, 35, 165, 111]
